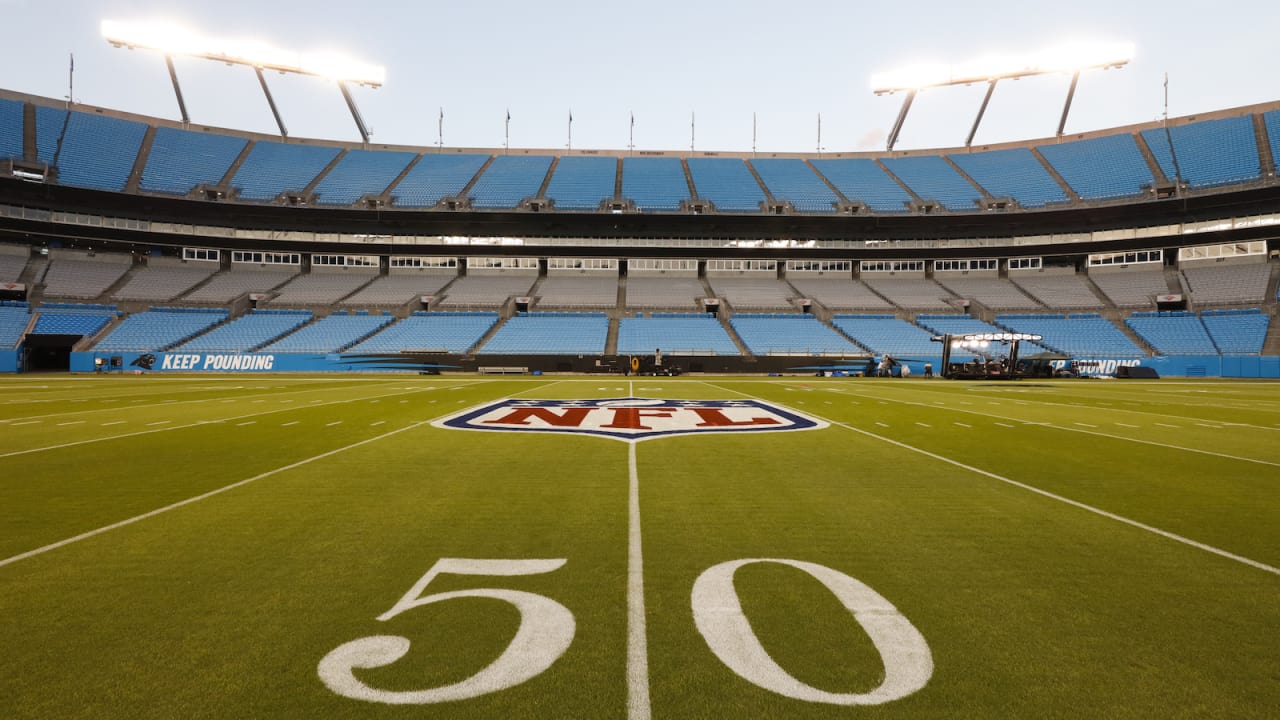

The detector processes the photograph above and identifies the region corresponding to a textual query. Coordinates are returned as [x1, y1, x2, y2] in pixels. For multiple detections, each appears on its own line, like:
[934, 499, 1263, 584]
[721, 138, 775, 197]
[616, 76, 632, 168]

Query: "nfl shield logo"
[434, 398, 828, 442]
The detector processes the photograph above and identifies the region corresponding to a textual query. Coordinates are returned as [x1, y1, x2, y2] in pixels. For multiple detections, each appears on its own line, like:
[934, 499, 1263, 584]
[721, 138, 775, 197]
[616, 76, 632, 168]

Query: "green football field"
[0, 374, 1277, 719]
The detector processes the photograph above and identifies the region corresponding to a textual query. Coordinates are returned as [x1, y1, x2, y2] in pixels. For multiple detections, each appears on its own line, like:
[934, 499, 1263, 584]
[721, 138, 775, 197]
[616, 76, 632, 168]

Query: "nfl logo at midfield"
[435, 398, 828, 442]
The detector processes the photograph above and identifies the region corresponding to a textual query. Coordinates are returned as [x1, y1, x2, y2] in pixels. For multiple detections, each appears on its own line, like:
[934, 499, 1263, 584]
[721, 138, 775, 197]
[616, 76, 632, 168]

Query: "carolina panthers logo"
[435, 398, 828, 442]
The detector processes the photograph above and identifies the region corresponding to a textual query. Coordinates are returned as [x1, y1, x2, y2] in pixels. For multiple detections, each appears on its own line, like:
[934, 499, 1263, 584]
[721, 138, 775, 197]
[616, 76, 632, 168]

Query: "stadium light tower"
[871, 41, 1133, 150]
[102, 19, 385, 143]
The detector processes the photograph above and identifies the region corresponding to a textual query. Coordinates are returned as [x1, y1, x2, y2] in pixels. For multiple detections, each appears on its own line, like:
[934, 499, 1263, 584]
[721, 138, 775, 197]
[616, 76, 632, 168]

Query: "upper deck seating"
[111, 260, 218, 301]
[880, 155, 981, 211]
[469, 155, 554, 209]
[787, 277, 894, 311]
[1181, 263, 1271, 306]
[35, 107, 147, 191]
[393, 154, 489, 208]
[1089, 269, 1169, 308]
[621, 157, 689, 212]
[625, 276, 707, 309]
[183, 268, 299, 303]
[41, 252, 132, 299]
[267, 271, 375, 305]
[948, 148, 1067, 208]
[140, 126, 247, 195]
[750, 159, 839, 213]
[438, 275, 536, 308]
[313, 149, 417, 206]
[687, 158, 766, 212]
[535, 275, 619, 308]
[228, 141, 341, 201]
[934, 276, 1041, 310]
[706, 276, 795, 310]
[810, 159, 911, 212]
[545, 156, 617, 211]
[339, 273, 455, 307]
[1036, 134, 1154, 201]
[861, 277, 958, 311]
[1141, 115, 1261, 189]
[1010, 274, 1105, 310]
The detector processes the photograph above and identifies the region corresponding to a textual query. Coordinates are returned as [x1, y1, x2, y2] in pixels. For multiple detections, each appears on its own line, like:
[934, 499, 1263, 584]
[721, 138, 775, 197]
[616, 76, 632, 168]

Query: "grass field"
[1, 374, 1277, 719]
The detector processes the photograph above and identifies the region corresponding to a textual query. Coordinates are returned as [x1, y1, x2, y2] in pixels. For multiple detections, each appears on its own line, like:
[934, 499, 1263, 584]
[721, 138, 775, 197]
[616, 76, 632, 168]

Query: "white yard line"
[0, 418, 439, 570]
[815, 386, 1280, 469]
[56, 421, 85, 427]
[705, 382, 1280, 578]
[0, 379, 547, 571]
[627, 441, 651, 720]
[0, 384, 467, 460]
[281, 421, 300, 427]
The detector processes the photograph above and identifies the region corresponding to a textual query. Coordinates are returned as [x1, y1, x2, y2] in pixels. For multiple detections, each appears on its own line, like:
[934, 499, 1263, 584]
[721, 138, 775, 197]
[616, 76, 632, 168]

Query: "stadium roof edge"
[4, 86, 1280, 161]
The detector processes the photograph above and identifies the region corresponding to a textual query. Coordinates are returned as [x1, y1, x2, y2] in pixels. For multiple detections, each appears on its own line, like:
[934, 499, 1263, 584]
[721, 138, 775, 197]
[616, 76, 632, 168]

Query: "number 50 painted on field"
[318, 558, 933, 706]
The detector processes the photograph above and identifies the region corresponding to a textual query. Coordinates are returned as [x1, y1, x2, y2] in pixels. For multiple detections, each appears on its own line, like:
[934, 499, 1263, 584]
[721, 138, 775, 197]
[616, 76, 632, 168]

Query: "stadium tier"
[31, 303, 119, 336]
[5, 94, 1277, 215]
[0, 303, 30, 347]
[111, 260, 219, 302]
[0, 244, 29, 283]
[625, 276, 707, 310]
[730, 314, 861, 355]
[1201, 309, 1270, 353]
[1010, 274, 1105, 311]
[40, 252, 133, 299]
[184, 268, 300, 303]
[1089, 269, 1170, 308]
[338, 273, 454, 307]
[861, 277, 958, 311]
[438, 275, 537, 308]
[786, 277, 894, 311]
[267, 272, 376, 306]
[477, 312, 609, 354]
[706, 276, 795, 311]
[616, 314, 738, 355]
[932, 276, 1042, 311]
[347, 312, 497, 354]
[1181, 263, 1271, 306]
[535, 275, 619, 308]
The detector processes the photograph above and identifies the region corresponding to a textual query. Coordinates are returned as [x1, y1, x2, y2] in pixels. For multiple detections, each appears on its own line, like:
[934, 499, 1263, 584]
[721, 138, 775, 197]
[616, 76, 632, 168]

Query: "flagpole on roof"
[629, 111, 635, 155]
[504, 108, 510, 153]
[752, 112, 757, 156]
[438, 107, 443, 150]
[568, 109, 573, 151]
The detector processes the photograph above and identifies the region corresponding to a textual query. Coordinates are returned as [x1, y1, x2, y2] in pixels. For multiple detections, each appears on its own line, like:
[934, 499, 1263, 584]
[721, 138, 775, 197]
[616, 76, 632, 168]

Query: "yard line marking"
[281, 421, 300, 427]
[875, 422, 889, 428]
[915, 422, 932, 428]
[56, 420, 86, 426]
[1074, 422, 1098, 428]
[101, 421, 126, 426]
[819, 386, 1280, 468]
[1155, 423, 1180, 429]
[326, 421, 343, 427]
[627, 442, 651, 720]
[11, 420, 40, 426]
[236, 421, 257, 427]
[0, 384, 467, 460]
[0, 416, 452, 571]
[1195, 423, 1221, 429]
[146, 421, 171, 426]
[954, 422, 971, 428]
[995, 422, 1015, 428]
[705, 382, 1280, 578]
[370, 421, 385, 427]
[1115, 423, 1140, 428]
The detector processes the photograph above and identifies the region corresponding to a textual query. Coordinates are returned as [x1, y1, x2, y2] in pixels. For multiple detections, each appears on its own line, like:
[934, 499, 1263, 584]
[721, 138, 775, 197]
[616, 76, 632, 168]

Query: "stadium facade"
[0, 88, 1277, 377]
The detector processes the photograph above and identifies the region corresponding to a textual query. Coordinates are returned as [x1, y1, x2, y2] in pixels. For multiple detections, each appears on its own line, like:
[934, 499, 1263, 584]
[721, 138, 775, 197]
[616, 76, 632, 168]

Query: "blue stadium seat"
[32, 312, 111, 336]
[0, 305, 30, 348]
[0, 98, 24, 160]
[730, 314, 859, 355]
[478, 313, 608, 354]
[229, 141, 341, 201]
[881, 156, 981, 211]
[469, 155, 555, 209]
[617, 315, 738, 355]
[1037, 134, 1154, 200]
[94, 308, 228, 351]
[622, 157, 689, 212]
[174, 309, 311, 352]
[1264, 110, 1280, 175]
[809, 159, 911, 212]
[750, 159, 839, 213]
[35, 107, 147, 191]
[997, 314, 1145, 358]
[393, 153, 489, 208]
[1125, 312, 1217, 355]
[948, 148, 1067, 208]
[687, 158, 766, 212]
[833, 315, 949, 357]
[261, 313, 394, 352]
[348, 312, 498, 354]
[545, 156, 617, 211]
[140, 127, 247, 195]
[1201, 310, 1269, 354]
[1141, 116, 1261, 189]
[312, 149, 416, 206]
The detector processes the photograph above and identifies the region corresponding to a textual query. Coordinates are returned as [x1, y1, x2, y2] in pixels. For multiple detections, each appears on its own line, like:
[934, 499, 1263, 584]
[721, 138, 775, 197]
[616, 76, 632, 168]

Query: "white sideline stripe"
[0, 385, 454, 460]
[707, 383, 1280, 578]
[0, 418, 441, 571]
[627, 442, 651, 720]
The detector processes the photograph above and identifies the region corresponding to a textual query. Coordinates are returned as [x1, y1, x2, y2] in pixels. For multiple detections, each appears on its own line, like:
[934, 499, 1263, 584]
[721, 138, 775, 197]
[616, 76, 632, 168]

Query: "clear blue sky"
[2, 0, 1276, 153]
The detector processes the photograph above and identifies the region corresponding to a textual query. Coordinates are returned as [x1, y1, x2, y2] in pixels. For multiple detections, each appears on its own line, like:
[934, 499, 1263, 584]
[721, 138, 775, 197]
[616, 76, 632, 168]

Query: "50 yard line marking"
[627, 440, 651, 720]
[704, 382, 1280, 578]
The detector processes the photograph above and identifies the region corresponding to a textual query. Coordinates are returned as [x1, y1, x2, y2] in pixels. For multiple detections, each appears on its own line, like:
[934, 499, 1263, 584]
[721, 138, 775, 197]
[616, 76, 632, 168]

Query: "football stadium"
[0, 5, 1278, 719]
